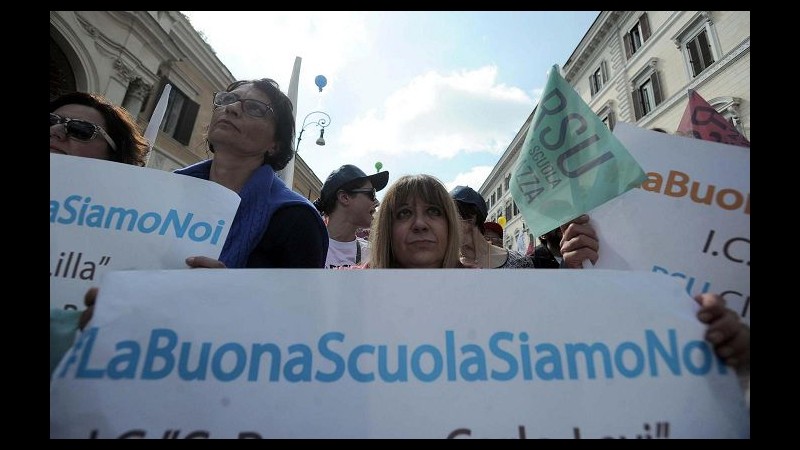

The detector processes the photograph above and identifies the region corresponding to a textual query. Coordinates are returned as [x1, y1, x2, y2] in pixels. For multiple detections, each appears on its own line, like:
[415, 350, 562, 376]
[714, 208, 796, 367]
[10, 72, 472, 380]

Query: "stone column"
[106, 58, 136, 105]
[122, 78, 151, 121]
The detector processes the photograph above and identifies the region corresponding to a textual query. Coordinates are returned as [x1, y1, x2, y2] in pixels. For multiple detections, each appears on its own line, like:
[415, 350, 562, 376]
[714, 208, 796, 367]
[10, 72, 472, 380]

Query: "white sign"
[50, 269, 749, 438]
[590, 123, 750, 325]
[49, 154, 240, 310]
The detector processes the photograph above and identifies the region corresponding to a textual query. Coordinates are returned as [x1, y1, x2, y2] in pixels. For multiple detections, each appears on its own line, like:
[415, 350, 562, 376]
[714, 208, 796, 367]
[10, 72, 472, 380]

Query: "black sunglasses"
[50, 113, 117, 151]
[349, 188, 377, 202]
[213, 91, 275, 119]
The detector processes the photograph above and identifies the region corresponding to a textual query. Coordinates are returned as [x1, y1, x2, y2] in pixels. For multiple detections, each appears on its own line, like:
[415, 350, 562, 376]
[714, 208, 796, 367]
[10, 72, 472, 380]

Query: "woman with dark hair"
[175, 78, 328, 268]
[50, 91, 149, 166]
[50, 91, 149, 377]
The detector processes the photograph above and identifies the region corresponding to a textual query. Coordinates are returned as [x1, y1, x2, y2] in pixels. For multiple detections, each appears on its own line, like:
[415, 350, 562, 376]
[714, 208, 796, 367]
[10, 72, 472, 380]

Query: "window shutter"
[589, 75, 596, 95]
[686, 41, 700, 77]
[174, 99, 199, 146]
[632, 90, 643, 121]
[698, 31, 715, 66]
[651, 71, 663, 106]
[601, 61, 608, 83]
[623, 34, 632, 59]
[640, 12, 651, 41]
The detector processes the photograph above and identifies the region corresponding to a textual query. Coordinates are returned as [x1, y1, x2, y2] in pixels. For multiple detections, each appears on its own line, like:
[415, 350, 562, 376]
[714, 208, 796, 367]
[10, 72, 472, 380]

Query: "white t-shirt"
[325, 237, 370, 269]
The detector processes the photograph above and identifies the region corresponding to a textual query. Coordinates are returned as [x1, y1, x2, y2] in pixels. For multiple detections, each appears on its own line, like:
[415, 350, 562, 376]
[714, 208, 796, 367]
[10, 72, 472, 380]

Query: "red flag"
[676, 89, 750, 148]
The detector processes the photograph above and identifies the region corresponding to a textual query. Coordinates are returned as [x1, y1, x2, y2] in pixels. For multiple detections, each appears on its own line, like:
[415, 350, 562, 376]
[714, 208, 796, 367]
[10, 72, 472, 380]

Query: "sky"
[182, 11, 600, 198]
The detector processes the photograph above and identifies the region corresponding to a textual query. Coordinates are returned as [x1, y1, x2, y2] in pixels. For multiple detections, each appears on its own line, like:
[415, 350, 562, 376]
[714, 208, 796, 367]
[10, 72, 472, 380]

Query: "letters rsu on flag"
[676, 89, 750, 148]
[510, 65, 647, 238]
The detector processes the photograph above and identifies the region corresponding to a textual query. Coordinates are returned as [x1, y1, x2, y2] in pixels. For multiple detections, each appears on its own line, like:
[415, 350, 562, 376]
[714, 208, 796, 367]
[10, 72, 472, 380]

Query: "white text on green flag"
[510, 65, 647, 238]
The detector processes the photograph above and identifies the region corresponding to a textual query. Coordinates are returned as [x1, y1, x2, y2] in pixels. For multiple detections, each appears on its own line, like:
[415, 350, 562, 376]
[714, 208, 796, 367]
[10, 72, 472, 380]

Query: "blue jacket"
[174, 160, 327, 268]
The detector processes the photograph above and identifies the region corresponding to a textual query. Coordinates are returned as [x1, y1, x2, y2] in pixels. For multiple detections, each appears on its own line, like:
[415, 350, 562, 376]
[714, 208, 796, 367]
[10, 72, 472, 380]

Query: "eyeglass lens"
[214, 92, 272, 118]
[351, 189, 376, 201]
[50, 113, 97, 141]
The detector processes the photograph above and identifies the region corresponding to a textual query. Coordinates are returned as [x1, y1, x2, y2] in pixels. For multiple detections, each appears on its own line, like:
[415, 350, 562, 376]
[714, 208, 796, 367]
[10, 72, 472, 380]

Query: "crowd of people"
[50, 81, 749, 405]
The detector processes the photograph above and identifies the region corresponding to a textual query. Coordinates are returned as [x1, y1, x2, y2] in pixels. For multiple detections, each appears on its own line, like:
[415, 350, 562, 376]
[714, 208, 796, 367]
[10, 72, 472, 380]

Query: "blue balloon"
[315, 75, 328, 92]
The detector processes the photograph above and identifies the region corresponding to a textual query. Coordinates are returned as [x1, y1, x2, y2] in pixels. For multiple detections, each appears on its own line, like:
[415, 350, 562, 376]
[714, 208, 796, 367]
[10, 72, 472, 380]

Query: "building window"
[491, 192, 496, 207]
[504, 174, 511, 191]
[505, 202, 512, 221]
[630, 59, 663, 121]
[598, 101, 616, 131]
[159, 83, 199, 146]
[630, 24, 643, 52]
[589, 61, 609, 97]
[602, 114, 614, 130]
[496, 186, 502, 199]
[673, 12, 721, 80]
[639, 79, 657, 116]
[623, 13, 651, 59]
[686, 30, 715, 77]
[512, 200, 519, 217]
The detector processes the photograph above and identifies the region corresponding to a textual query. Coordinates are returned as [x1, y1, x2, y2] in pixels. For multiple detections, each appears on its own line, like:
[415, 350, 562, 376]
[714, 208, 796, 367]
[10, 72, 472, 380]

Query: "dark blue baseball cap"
[320, 164, 389, 204]
[449, 185, 488, 224]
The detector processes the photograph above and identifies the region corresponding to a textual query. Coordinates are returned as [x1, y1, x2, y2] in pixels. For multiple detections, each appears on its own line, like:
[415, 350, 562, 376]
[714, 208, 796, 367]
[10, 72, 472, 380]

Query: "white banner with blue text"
[589, 123, 750, 325]
[50, 154, 240, 310]
[50, 269, 749, 438]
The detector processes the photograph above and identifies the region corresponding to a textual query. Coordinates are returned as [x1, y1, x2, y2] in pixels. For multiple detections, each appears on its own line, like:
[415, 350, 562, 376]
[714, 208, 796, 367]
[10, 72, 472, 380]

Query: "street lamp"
[296, 111, 331, 154]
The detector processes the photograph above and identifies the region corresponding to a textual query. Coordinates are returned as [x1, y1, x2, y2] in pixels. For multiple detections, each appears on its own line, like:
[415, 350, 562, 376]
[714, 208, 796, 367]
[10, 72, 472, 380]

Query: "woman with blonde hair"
[369, 174, 462, 269]
[338, 175, 751, 383]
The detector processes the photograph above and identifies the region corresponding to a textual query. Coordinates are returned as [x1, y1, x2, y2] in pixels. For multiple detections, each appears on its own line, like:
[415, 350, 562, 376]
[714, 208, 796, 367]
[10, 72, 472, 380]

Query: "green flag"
[510, 65, 647, 238]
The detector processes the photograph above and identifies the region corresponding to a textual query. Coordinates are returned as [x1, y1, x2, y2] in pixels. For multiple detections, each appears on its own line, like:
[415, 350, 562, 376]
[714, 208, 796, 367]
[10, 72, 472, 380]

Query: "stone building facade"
[50, 11, 321, 197]
[479, 11, 749, 251]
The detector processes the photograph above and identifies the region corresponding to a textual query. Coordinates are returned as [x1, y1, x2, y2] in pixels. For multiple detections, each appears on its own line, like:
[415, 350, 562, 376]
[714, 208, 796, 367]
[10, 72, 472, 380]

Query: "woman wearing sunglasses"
[175, 78, 328, 269]
[50, 92, 148, 166]
[50, 92, 149, 377]
[51, 81, 329, 376]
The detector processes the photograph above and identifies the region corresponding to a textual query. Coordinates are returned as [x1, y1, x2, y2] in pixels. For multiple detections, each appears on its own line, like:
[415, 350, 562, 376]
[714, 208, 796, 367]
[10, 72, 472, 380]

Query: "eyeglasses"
[213, 91, 275, 119]
[50, 113, 117, 151]
[349, 188, 377, 202]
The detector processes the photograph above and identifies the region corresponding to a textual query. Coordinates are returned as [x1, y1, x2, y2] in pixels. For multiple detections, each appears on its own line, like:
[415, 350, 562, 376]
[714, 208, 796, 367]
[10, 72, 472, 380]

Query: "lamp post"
[296, 111, 331, 154]
[276, 61, 327, 188]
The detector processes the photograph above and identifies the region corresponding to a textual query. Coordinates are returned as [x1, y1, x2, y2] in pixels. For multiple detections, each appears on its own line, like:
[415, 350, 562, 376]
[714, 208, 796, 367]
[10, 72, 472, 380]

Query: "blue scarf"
[174, 160, 320, 268]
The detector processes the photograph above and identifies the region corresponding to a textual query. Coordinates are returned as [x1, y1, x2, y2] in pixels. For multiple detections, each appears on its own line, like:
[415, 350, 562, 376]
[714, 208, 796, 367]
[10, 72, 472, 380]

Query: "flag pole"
[143, 83, 172, 166]
[276, 56, 301, 187]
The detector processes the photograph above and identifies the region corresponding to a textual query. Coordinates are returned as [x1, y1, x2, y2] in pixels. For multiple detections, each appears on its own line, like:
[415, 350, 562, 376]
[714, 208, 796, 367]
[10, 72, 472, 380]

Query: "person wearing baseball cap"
[314, 164, 389, 268]
[450, 185, 488, 234]
[483, 221, 504, 247]
[450, 185, 600, 269]
[449, 185, 525, 268]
